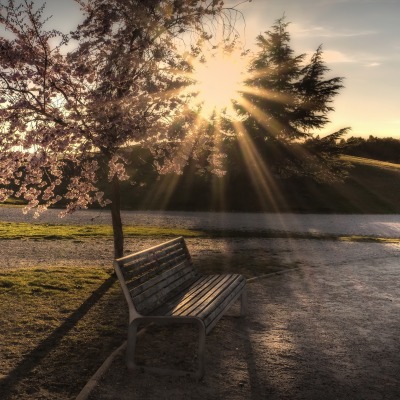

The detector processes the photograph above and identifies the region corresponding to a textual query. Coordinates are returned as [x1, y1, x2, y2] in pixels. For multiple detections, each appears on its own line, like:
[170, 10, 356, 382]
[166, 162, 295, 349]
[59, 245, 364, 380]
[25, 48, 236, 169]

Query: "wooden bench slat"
[129, 259, 194, 298]
[172, 275, 237, 317]
[156, 275, 221, 315]
[131, 259, 196, 301]
[201, 277, 246, 331]
[135, 267, 199, 315]
[125, 252, 188, 290]
[118, 238, 184, 266]
[166, 275, 229, 315]
[123, 246, 187, 282]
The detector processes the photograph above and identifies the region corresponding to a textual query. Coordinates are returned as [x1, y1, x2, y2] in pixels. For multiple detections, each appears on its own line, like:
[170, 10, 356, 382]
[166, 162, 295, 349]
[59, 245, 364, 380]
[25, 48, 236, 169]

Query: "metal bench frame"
[114, 237, 247, 380]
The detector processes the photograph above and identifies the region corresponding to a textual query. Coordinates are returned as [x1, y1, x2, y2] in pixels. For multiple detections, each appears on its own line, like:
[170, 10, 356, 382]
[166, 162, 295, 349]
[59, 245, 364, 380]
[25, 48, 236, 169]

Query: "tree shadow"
[0, 275, 119, 400]
[189, 237, 298, 279]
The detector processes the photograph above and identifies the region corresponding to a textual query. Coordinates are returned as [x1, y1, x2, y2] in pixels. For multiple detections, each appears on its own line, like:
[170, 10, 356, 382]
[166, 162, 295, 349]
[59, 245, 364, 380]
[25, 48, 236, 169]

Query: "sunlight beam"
[240, 86, 294, 105]
[236, 96, 287, 139]
[231, 118, 288, 213]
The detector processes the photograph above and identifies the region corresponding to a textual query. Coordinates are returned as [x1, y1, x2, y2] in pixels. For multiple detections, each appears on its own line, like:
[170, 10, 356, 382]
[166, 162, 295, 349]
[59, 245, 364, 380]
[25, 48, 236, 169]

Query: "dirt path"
[2, 237, 399, 270]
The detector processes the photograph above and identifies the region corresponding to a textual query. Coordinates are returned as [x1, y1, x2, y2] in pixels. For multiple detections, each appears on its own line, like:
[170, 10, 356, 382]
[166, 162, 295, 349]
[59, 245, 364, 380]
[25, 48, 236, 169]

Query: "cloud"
[320, 51, 384, 66]
[365, 62, 381, 67]
[290, 23, 377, 38]
[318, 49, 355, 63]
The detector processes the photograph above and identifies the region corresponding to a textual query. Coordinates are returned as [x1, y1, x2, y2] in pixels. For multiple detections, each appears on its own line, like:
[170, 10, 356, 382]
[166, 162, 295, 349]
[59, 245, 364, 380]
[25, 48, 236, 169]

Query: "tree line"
[341, 136, 400, 164]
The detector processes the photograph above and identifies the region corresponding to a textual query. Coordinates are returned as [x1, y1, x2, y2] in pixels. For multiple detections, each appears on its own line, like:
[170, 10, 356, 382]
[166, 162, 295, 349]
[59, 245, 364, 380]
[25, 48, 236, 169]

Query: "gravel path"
[89, 249, 400, 400]
[2, 237, 399, 271]
[1, 207, 398, 270]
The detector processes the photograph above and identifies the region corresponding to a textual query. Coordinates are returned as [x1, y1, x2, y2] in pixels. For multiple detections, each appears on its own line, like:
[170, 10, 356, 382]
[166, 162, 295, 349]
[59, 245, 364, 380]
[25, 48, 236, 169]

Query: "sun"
[191, 51, 245, 118]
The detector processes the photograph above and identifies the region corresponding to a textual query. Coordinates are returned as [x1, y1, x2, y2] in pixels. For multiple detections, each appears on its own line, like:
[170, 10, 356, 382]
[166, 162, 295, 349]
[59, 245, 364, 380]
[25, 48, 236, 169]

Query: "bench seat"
[154, 274, 246, 333]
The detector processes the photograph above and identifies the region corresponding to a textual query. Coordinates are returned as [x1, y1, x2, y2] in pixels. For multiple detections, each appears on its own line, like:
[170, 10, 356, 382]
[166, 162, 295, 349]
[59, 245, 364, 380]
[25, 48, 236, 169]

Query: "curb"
[75, 341, 127, 400]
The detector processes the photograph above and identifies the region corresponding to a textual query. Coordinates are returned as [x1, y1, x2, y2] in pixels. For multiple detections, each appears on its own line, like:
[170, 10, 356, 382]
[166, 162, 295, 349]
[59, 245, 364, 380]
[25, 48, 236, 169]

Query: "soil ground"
[86, 241, 400, 400]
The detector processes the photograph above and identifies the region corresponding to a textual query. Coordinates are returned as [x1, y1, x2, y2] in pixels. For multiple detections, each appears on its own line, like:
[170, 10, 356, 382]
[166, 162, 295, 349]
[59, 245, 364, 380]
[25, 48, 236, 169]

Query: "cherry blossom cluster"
[0, 0, 243, 222]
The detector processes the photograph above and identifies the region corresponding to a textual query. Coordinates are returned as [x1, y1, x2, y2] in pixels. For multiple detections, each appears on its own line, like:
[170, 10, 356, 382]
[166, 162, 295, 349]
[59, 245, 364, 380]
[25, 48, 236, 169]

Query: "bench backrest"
[114, 237, 200, 316]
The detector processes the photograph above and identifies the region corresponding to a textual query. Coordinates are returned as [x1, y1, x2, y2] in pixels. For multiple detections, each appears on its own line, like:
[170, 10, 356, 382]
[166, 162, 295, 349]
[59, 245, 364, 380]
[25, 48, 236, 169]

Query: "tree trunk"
[110, 175, 124, 259]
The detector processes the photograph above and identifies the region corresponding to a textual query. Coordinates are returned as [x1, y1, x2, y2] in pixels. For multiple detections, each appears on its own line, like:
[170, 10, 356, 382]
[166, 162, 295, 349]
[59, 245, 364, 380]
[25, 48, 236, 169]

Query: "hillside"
[268, 156, 400, 213]
[113, 155, 400, 214]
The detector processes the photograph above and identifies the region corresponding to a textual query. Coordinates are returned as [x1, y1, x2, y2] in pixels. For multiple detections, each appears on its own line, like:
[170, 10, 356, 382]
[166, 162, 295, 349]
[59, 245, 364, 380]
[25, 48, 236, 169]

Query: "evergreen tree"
[236, 17, 350, 182]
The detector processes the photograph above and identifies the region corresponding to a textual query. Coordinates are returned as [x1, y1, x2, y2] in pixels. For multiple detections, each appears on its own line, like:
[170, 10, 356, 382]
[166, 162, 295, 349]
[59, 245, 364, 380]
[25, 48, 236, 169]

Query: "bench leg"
[240, 287, 248, 317]
[195, 319, 206, 380]
[126, 319, 140, 371]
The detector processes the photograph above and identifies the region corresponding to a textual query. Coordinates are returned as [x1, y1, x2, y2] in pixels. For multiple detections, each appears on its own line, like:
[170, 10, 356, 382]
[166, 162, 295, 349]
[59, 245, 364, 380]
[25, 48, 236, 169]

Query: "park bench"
[114, 236, 247, 379]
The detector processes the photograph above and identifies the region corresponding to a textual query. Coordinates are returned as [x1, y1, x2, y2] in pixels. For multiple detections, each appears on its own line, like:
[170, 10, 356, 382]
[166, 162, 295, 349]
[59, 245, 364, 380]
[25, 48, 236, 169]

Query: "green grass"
[0, 221, 204, 240]
[341, 155, 400, 171]
[273, 156, 400, 214]
[0, 201, 25, 208]
[0, 267, 109, 294]
[0, 221, 398, 243]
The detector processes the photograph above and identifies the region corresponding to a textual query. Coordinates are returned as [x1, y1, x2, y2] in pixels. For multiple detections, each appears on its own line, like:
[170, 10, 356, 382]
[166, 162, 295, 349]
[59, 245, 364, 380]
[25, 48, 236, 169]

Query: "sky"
[231, 0, 400, 139]
[19, 0, 400, 139]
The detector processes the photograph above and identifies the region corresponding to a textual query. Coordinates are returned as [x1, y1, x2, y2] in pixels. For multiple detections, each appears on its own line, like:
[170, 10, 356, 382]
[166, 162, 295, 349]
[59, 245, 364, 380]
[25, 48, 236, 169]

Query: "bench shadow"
[0, 275, 118, 400]
[87, 305, 267, 400]
[86, 246, 277, 399]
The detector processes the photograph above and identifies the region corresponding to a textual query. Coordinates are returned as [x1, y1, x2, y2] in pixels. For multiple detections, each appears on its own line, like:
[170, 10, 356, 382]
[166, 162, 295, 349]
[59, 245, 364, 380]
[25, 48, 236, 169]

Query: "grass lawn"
[0, 221, 398, 243]
[0, 224, 310, 400]
[0, 258, 299, 400]
[0, 267, 126, 400]
[0, 221, 204, 240]
[341, 155, 400, 171]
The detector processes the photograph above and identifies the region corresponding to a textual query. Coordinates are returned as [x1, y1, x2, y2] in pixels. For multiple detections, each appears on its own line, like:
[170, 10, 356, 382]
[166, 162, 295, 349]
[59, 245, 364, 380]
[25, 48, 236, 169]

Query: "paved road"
[1, 208, 400, 238]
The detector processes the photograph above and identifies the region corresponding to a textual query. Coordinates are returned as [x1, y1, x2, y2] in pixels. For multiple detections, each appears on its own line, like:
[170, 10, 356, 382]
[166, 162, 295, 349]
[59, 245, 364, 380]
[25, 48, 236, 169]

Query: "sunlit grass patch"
[0, 198, 26, 207]
[0, 267, 109, 294]
[0, 221, 205, 240]
[1, 221, 397, 244]
[341, 155, 400, 171]
[338, 235, 400, 244]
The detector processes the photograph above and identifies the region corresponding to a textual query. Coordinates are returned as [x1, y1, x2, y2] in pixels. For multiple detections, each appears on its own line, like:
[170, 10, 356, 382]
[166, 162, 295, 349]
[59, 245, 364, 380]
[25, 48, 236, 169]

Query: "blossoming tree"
[0, 0, 242, 257]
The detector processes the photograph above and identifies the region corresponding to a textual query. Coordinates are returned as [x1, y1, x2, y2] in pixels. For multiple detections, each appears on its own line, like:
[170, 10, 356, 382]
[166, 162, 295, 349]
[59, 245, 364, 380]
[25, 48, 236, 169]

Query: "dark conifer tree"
[236, 17, 350, 182]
